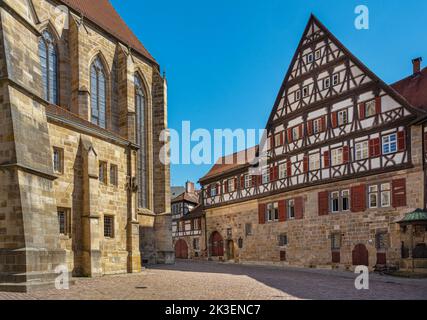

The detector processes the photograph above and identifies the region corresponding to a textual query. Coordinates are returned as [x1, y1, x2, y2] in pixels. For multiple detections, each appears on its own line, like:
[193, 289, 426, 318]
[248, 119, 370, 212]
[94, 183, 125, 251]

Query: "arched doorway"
[210, 231, 224, 257]
[175, 239, 188, 259]
[352, 244, 369, 266]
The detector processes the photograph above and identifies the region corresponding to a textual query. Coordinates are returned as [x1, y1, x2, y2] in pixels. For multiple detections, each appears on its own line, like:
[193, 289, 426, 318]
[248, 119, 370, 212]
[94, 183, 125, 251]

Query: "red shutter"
[258, 203, 266, 224]
[274, 165, 279, 180]
[251, 175, 257, 187]
[207, 185, 211, 197]
[287, 161, 292, 177]
[295, 197, 304, 220]
[240, 175, 245, 189]
[299, 124, 303, 138]
[375, 96, 382, 114]
[321, 116, 326, 132]
[369, 138, 380, 157]
[278, 200, 286, 222]
[224, 181, 229, 193]
[397, 131, 406, 151]
[280, 132, 284, 145]
[343, 146, 350, 163]
[258, 175, 262, 186]
[307, 120, 313, 136]
[392, 179, 407, 208]
[359, 102, 366, 120]
[269, 167, 275, 181]
[331, 112, 338, 128]
[270, 135, 274, 149]
[216, 184, 220, 195]
[351, 184, 366, 212]
[303, 155, 309, 173]
[318, 191, 329, 216]
[287, 128, 293, 143]
[234, 178, 237, 190]
[323, 151, 330, 167]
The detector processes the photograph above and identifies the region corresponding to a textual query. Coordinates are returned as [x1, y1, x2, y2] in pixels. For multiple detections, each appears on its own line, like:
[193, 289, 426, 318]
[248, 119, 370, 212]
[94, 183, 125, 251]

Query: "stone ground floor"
[0, 260, 426, 300]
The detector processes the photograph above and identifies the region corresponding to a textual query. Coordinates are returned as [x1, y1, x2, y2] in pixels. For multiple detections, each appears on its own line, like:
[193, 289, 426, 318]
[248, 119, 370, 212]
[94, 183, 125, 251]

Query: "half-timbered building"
[199, 15, 427, 270]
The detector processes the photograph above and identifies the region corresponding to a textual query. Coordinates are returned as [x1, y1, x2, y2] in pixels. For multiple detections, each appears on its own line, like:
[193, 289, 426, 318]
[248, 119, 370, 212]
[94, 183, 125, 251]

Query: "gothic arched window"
[90, 57, 107, 128]
[135, 74, 147, 208]
[39, 30, 58, 104]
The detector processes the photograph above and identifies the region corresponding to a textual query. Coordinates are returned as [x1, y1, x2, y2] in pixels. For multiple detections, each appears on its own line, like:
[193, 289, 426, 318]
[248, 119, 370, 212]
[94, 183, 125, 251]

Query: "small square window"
[110, 164, 118, 186]
[323, 77, 331, 89]
[306, 53, 314, 64]
[278, 234, 288, 247]
[302, 86, 309, 98]
[382, 134, 397, 155]
[332, 74, 340, 86]
[53, 147, 64, 174]
[99, 161, 108, 185]
[315, 49, 321, 60]
[104, 216, 114, 238]
[295, 90, 301, 101]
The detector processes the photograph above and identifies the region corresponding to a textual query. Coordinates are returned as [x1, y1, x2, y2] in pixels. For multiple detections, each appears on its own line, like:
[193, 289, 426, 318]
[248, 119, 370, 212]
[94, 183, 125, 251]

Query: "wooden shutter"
[351, 184, 366, 212]
[207, 185, 211, 197]
[251, 175, 257, 187]
[307, 120, 313, 136]
[343, 146, 350, 163]
[323, 151, 330, 167]
[224, 181, 229, 193]
[258, 203, 266, 224]
[318, 191, 329, 216]
[321, 116, 326, 132]
[299, 124, 303, 138]
[240, 175, 245, 189]
[287, 160, 292, 177]
[258, 175, 262, 186]
[331, 112, 338, 128]
[295, 197, 304, 220]
[303, 155, 309, 173]
[397, 131, 406, 151]
[369, 138, 380, 157]
[273, 166, 279, 180]
[270, 135, 274, 149]
[278, 200, 286, 222]
[359, 102, 366, 120]
[269, 167, 275, 181]
[234, 178, 237, 190]
[392, 178, 407, 208]
[375, 96, 382, 114]
[332, 252, 341, 263]
[287, 129, 293, 143]
[216, 184, 220, 195]
[280, 132, 284, 145]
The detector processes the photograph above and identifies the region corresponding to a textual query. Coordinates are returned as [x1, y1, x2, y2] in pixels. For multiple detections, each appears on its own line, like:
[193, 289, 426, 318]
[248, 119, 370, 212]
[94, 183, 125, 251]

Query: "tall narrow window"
[135, 74, 147, 208]
[90, 57, 107, 128]
[39, 30, 58, 104]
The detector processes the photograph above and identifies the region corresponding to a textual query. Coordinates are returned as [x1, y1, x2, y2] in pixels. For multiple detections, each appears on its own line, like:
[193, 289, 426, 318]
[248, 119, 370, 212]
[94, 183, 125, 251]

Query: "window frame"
[103, 215, 115, 239]
[244, 175, 252, 189]
[382, 133, 398, 155]
[279, 163, 287, 179]
[341, 190, 350, 212]
[99, 161, 108, 185]
[313, 117, 322, 134]
[331, 148, 344, 167]
[355, 141, 369, 161]
[53, 147, 64, 174]
[332, 73, 340, 86]
[309, 153, 321, 171]
[39, 30, 59, 104]
[57, 208, 71, 237]
[278, 233, 288, 247]
[110, 164, 118, 187]
[331, 191, 340, 213]
[365, 99, 377, 118]
[287, 199, 295, 220]
[331, 233, 341, 250]
[306, 53, 314, 64]
[267, 202, 279, 222]
[90, 57, 107, 129]
[337, 109, 348, 127]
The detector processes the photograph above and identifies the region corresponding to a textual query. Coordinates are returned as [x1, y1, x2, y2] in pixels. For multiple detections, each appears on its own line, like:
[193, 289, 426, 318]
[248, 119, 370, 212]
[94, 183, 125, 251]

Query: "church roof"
[60, 0, 156, 64]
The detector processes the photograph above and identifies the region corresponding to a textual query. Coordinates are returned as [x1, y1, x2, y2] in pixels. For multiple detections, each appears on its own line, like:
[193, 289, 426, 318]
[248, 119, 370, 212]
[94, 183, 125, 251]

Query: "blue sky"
[111, 0, 427, 187]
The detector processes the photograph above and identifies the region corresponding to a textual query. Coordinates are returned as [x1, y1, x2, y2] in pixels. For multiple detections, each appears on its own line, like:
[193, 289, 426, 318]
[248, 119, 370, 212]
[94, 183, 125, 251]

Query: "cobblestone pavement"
[0, 260, 426, 300]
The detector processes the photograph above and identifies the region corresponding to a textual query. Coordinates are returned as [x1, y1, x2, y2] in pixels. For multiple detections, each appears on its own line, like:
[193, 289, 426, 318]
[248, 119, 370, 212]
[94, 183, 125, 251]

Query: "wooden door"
[210, 232, 224, 257]
[175, 239, 188, 259]
[352, 244, 369, 266]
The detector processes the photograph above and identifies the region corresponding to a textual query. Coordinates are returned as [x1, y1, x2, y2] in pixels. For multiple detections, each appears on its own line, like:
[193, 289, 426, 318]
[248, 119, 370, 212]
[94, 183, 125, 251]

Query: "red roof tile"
[199, 146, 258, 182]
[60, 0, 156, 64]
[391, 67, 427, 110]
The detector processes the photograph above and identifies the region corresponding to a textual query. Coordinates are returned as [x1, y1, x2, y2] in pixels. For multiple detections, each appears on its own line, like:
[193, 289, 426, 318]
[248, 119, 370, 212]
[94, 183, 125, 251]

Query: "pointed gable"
[267, 14, 422, 129]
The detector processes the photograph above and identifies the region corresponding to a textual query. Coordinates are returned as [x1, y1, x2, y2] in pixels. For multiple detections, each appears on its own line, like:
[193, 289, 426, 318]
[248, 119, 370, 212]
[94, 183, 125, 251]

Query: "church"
[199, 15, 427, 271]
[0, 0, 172, 292]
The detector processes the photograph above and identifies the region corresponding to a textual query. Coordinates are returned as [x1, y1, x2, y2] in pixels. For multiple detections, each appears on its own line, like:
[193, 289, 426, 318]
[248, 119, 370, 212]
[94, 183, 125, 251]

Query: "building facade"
[0, 0, 172, 292]
[172, 182, 206, 259]
[199, 16, 427, 271]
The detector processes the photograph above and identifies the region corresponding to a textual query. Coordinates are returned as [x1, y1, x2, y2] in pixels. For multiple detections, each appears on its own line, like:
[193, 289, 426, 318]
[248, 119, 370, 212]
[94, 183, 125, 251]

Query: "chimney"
[412, 57, 422, 75]
[185, 181, 195, 193]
